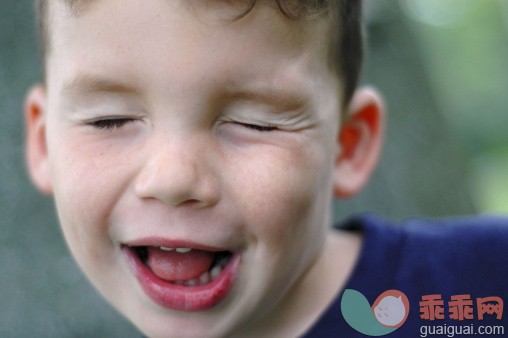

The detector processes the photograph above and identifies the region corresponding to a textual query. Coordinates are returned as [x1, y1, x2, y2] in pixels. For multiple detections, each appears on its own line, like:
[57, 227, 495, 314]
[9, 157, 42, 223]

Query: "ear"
[333, 87, 385, 198]
[25, 84, 53, 195]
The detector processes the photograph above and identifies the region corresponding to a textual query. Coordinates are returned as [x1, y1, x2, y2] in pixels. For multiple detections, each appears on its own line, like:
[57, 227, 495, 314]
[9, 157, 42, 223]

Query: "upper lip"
[123, 237, 233, 252]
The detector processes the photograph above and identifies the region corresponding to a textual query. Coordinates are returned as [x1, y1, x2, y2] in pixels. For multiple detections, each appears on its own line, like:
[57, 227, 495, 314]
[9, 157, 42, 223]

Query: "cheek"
[228, 136, 334, 250]
[47, 129, 135, 254]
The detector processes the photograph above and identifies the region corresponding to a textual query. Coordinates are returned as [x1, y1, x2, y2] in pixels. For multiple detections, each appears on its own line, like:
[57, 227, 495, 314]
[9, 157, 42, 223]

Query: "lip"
[123, 245, 240, 312]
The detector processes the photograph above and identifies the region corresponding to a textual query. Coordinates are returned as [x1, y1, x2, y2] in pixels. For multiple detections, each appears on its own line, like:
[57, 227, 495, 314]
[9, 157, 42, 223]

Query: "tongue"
[147, 247, 215, 281]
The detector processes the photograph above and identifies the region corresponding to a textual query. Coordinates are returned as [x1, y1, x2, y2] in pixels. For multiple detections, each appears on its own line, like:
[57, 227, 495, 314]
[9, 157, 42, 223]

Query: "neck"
[231, 227, 362, 338]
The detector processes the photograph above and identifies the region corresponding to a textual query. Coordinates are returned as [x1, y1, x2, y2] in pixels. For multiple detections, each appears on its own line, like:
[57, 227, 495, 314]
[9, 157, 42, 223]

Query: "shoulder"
[342, 214, 508, 294]
[398, 215, 508, 274]
[347, 212, 508, 238]
[401, 214, 508, 243]
[347, 213, 508, 255]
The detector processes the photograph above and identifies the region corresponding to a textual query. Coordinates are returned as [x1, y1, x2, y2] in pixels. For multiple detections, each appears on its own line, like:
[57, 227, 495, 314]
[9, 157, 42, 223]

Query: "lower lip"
[124, 247, 240, 312]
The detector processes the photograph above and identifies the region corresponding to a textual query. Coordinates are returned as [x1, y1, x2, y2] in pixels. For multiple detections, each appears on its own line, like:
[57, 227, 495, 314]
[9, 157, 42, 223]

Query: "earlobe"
[333, 87, 385, 198]
[25, 84, 53, 195]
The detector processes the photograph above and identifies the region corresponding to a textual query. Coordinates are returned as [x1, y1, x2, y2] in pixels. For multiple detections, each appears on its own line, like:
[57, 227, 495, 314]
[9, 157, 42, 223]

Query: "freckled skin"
[25, 0, 383, 337]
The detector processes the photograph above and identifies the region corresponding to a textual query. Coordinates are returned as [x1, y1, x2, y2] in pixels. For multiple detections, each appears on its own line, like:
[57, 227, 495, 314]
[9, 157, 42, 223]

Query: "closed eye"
[235, 122, 278, 132]
[87, 118, 137, 130]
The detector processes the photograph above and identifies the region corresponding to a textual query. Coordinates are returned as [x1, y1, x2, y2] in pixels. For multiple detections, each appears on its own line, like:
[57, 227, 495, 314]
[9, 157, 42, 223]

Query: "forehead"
[46, 0, 335, 101]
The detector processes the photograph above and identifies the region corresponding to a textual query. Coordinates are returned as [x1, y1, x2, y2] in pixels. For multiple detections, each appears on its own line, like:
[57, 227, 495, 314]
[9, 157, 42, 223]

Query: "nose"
[134, 134, 219, 208]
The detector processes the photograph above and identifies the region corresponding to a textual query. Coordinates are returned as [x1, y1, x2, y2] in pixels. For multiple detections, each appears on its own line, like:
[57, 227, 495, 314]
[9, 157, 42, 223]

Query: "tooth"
[160, 246, 174, 251]
[185, 279, 198, 286]
[199, 271, 211, 285]
[175, 247, 192, 253]
[210, 265, 222, 279]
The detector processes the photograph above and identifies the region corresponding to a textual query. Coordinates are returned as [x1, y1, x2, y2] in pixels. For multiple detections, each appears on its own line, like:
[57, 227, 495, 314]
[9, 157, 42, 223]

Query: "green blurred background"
[0, 0, 507, 336]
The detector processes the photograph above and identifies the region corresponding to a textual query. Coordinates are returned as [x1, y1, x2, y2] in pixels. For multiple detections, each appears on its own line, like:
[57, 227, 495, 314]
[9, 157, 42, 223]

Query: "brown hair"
[35, 0, 363, 106]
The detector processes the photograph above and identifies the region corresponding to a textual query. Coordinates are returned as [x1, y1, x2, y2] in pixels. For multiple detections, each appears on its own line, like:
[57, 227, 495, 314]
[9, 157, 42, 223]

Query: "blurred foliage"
[399, 0, 508, 213]
[335, 0, 478, 219]
[0, 0, 506, 336]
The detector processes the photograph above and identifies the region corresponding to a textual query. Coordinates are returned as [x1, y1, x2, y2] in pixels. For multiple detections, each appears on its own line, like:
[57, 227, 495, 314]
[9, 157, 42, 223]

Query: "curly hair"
[35, 0, 363, 106]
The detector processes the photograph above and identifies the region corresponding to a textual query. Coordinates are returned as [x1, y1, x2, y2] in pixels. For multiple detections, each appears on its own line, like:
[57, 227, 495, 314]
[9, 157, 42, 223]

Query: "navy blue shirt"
[303, 214, 508, 337]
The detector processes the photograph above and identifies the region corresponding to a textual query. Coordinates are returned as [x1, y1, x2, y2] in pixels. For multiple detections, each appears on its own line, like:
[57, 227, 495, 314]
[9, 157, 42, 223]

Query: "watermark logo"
[341, 289, 410, 336]
[418, 294, 504, 337]
[419, 294, 503, 321]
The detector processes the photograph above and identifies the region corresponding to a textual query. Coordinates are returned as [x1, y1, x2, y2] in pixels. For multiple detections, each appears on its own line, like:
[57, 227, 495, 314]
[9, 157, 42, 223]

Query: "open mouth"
[124, 243, 239, 311]
[134, 246, 233, 286]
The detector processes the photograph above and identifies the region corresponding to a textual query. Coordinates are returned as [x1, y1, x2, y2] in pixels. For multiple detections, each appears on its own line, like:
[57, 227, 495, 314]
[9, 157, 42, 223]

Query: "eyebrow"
[61, 73, 141, 98]
[222, 83, 309, 111]
[61, 73, 309, 110]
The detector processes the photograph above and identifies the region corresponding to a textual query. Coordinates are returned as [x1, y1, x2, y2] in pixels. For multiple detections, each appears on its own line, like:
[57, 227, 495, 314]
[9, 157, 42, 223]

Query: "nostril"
[179, 199, 201, 207]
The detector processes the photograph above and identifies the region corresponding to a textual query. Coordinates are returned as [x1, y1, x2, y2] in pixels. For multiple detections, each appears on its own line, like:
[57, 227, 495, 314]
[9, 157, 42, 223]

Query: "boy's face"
[26, 1, 380, 337]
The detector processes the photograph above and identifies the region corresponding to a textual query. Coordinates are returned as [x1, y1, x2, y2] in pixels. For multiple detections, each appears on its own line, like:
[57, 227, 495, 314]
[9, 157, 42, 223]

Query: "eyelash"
[235, 122, 278, 132]
[86, 118, 277, 132]
[87, 118, 136, 130]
